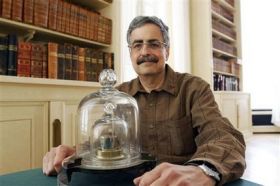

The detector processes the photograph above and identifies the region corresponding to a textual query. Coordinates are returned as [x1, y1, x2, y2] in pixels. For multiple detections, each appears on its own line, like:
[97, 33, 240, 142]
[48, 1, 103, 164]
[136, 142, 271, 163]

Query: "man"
[43, 16, 246, 186]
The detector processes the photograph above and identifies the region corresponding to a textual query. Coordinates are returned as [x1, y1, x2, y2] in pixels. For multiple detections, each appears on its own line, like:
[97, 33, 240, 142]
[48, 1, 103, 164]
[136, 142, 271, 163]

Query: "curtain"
[241, 0, 280, 126]
[119, 0, 191, 82]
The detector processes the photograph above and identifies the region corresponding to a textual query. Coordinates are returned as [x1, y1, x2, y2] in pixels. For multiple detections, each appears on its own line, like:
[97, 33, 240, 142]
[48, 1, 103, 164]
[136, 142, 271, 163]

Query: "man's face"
[129, 23, 169, 76]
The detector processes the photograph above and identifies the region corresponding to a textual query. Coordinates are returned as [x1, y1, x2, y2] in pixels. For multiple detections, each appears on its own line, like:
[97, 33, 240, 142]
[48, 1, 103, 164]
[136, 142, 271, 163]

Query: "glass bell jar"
[76, 69, 141, 170]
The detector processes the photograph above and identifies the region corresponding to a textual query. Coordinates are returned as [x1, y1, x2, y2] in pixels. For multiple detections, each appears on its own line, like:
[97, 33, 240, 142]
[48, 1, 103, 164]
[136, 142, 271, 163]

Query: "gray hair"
[127, 16, 170, 47]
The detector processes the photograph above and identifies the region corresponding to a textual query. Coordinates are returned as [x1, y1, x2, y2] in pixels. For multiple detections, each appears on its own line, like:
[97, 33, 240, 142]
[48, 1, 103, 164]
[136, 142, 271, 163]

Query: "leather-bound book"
[42, 43, 48, 78]
[7, 34, 18, 76]
[1, 0, 12, 19]
[96, 51, 103, 82]
[0, 36, 8, 75]
[57, 43, 65, 79]
[48, 0, 58, 30]
[11, 0, 23, 21]
[34, 0, 49, 28]
[64, 43, 72, 80]
[70, 4, 79, 36]
[30, 43, 44, 78]
[84, 48, 91, 81]
[63, 1, 71, 34]
[71, 45, 78, 80]
[103, 52, 114, 70]
[47, 42, 58, 79]
[17, 41, 31, 77]
[56, 0, 63, 32]
[78, 7, 87, 38]
[91, 50, 98, 82]
[17, 59, 30, 77]
[78, 47, 85, 81]
[23, 0, 33, 24]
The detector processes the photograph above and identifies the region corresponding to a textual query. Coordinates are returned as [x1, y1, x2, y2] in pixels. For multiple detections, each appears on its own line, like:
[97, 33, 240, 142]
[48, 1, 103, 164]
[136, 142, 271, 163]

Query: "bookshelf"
[0, 0, 118, 174]
[190, 0, 252, 139]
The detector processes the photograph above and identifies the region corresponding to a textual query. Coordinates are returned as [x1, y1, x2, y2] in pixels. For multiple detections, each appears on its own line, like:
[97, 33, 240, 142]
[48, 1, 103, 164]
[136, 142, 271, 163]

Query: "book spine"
[23, 0, 33, 24]
[71, 45, 78, 80]
[96, 51, 104, 81]
[84, 48, 91, 81]
[33, 0, 49, 28]
[57, 44, 65, 79]
[17, 41, 31, 77]
[63, 1, 71, 34]
[0, 36, 8, 75]
[7, 34, 18, 76]
[91, 50, 98, 82]
[11, 0, 23, 21]
[1, 0, 12, 19]
[64, 43, 72, 80]
[17, 59, 30, 77]
[42, 43, 48, 78]
[56, 0, 63, 32]
[48, 0, 58, 30]
[78, 47, 85, 81]
[47, 42, 58, 79]
[31, 43, 43, 78]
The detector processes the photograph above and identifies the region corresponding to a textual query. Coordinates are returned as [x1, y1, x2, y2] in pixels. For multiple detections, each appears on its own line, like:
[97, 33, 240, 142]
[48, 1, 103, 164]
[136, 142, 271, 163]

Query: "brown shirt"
[117, 64, 246, 184]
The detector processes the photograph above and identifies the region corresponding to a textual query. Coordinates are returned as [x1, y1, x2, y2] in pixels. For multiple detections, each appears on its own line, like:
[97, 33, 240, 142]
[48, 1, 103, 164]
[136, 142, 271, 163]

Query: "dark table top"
[0, 168, 262, 186]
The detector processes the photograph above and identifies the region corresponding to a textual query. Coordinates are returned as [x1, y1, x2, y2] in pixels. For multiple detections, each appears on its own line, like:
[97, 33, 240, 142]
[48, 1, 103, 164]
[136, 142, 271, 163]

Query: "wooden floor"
[242, 134, 280, 186]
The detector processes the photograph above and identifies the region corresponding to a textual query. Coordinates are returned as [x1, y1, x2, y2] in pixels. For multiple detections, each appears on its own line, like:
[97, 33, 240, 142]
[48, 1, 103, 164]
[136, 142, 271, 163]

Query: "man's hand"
[133, 162, 216, 186]
[42, 145, 75, 176]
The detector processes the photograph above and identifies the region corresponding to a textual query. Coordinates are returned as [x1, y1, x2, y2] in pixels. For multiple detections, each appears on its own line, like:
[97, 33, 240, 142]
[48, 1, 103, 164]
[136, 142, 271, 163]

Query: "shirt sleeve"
[188, 78, 246, 185]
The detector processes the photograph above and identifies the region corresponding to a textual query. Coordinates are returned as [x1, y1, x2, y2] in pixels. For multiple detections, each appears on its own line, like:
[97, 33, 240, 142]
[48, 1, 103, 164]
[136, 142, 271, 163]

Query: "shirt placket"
[147, 92, 157, 155]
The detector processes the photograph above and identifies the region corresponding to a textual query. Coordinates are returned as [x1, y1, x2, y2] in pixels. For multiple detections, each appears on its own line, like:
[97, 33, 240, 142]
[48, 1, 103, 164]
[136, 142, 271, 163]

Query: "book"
[1, 0, 12, 19]
[71, 45, 78, 80]
[31, 43, 44, 78]
[96, 51, 103, 81]
[48, 0, 58, 30]
[57, 44, 65, 79]
[7, 34, 18, 76]
[56, 0, 63, 32]
[0, 36, 8, 75]
[34, 0, 49, 28]
[48, 42, 58, 79]
[23, 0, 33, 24]
[103, 52, 114, 69]
[91, 50, 99, 82]
[17, 41, 31, 77]
[64, 43, 72, 80]
[78, 47, 85, 81]
[84, 48, 91, 81]
[11, 0, 23, 21]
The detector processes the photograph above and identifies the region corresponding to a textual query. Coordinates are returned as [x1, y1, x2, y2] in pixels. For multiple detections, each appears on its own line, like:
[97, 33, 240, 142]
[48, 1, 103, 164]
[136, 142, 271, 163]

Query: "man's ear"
[165, 47, 170, 61]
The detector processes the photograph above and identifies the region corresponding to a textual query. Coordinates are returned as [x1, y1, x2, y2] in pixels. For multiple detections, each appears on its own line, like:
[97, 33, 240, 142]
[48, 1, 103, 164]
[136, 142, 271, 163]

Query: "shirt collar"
[128, 64, 177, 96]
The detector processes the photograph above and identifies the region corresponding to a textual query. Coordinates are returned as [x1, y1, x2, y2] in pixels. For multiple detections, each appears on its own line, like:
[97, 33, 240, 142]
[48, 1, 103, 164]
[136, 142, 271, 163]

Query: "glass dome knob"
[99, 69, 117, 88]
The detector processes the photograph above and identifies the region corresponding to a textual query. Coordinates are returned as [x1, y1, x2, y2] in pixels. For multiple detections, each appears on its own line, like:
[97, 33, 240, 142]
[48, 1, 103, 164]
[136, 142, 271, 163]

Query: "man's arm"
[188, 78, 246, 185]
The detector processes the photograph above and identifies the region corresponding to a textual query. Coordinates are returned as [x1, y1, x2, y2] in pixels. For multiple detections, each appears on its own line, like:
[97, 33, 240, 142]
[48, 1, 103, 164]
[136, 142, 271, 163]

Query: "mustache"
[137, 55, 159, 65]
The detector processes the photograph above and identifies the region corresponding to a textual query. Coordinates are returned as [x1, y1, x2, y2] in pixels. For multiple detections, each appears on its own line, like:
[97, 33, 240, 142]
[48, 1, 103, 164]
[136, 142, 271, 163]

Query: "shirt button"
[149, 103, 154, 107]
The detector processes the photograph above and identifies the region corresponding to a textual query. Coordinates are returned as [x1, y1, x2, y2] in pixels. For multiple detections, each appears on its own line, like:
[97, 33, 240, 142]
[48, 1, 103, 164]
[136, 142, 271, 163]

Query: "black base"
[57, 155, 156, 186]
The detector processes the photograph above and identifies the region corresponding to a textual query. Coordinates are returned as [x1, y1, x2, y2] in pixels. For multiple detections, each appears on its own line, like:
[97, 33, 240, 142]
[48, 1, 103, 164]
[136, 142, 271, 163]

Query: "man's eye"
[149, 42, 161, 48]
[133, 43, 143, 49]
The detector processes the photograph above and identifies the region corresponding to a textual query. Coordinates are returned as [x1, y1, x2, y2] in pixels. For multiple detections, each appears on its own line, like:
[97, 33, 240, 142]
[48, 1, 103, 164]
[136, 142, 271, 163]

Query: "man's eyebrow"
[131, 39, 160, 43]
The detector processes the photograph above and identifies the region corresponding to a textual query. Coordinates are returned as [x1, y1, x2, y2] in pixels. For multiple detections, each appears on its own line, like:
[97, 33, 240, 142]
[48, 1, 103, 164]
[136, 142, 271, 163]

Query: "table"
[0, 169, 262, 186]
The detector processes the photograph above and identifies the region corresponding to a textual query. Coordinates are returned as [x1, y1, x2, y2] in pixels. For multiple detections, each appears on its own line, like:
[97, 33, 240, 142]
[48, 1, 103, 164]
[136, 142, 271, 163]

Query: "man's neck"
[139, 70, 165, 93]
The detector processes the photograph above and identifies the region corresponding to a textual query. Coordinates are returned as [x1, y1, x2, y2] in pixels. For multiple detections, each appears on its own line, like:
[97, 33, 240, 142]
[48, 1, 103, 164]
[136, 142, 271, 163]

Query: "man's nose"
[140, 43, 151, 55]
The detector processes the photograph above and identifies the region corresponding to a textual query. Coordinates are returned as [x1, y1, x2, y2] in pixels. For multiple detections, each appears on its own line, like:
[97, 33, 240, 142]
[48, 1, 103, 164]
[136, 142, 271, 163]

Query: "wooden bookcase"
[0, 0, 119, 174]
[190, 0, 252, 138]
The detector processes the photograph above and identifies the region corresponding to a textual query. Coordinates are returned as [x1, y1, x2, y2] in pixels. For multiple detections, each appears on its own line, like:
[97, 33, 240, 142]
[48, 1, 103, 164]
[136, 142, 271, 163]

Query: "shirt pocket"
[156, 116, 196, 156]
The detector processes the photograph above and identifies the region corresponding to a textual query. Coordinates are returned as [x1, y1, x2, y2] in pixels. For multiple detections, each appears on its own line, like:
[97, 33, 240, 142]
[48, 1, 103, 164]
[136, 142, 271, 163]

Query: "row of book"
[213, 73, 239, 91]
[0, 0, 112, 44]
[0, 34, 114, 82]
[225, 0, 234, 7]
[212, 37, 237, 56]
[213, 57, 240, 76]
[212, 20, 236, 40]
[212, 1, 234, 23]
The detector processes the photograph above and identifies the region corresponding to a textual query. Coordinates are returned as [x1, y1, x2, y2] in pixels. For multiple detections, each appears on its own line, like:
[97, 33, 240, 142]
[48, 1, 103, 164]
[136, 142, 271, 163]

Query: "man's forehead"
[130, 24, 163, 42]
